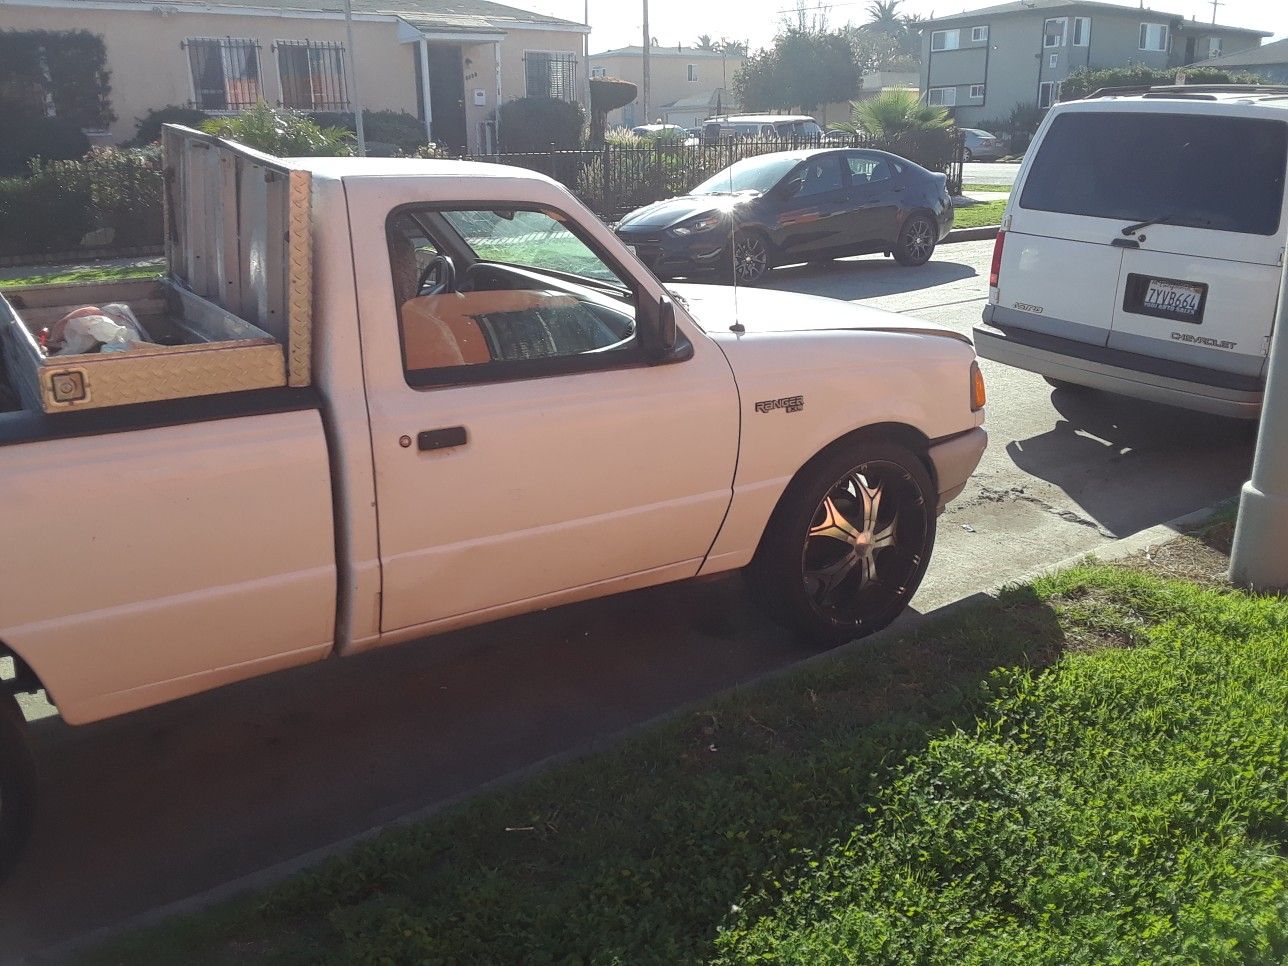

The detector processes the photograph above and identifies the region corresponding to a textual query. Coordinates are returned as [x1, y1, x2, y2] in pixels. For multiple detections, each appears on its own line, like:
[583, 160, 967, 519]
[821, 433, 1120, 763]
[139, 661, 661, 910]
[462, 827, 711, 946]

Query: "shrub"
[0, 147, 162, 256]
[129, 105, 209, 146]
[1059, 64, 1264, 102]
[0, 112, 91, 177]
[830, 89, 952, 137]
[0, 29, 113, 130]
[312, 109, 428, 155]
[202, 103, 354, 157]
[497, 97, 585, 152]
[0, 166, 92, 255]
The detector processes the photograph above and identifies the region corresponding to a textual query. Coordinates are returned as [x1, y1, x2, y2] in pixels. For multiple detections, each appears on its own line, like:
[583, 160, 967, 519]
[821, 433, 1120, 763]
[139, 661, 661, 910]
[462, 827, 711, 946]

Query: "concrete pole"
[342, 0, 366, 156]
[1229, 224, 1288, 589]
[642, 0, 651, 123]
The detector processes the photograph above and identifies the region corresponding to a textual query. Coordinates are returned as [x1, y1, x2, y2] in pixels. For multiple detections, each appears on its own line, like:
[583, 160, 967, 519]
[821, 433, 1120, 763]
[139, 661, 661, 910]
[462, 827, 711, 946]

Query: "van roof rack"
[1086, 84, 1288, 99]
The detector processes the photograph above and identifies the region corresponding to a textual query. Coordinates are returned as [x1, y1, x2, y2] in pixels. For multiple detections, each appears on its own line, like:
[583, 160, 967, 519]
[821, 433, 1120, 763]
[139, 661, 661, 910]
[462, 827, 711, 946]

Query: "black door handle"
[418, 426, 468, 451]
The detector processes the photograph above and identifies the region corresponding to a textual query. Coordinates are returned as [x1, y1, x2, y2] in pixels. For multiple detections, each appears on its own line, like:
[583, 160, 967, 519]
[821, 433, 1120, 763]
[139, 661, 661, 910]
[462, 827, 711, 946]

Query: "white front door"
[345, 182, 740, 636]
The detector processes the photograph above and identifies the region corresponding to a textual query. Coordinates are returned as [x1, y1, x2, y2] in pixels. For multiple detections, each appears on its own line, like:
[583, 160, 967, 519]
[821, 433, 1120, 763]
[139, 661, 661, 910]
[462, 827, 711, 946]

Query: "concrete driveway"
[0, 241, 1252, 959]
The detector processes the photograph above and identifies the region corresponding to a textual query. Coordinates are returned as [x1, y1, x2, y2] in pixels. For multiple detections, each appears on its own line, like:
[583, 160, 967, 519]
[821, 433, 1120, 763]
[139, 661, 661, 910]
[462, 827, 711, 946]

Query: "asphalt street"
[961, 160, 1020, 186]
[0, 237, 1253, 959]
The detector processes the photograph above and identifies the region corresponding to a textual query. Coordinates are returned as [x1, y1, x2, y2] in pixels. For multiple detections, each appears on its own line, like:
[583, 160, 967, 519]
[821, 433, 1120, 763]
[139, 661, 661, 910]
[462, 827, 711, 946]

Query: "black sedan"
[615, 149, 954, 285]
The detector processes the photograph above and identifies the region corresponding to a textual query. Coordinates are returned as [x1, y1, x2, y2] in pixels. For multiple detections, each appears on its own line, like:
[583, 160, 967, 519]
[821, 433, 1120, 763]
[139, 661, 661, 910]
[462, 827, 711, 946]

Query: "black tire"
[963, 148, 975, 162]
[893, 212, 937, 267]
[0, 695, 35, 882]
[746, 439, 936, 647]
[726, 229, 772, 286]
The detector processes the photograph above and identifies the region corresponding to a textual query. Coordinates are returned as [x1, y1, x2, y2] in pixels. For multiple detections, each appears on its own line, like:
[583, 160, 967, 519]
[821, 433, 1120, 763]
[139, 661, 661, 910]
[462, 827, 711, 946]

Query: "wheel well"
[751, 423, 935, 562]
[0, 643, 43, 699]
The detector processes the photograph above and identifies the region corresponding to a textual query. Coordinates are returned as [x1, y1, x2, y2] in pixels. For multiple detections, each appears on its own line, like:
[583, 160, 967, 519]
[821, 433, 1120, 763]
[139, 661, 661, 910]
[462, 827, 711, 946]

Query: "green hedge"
[0, 147, 161, 257]
[1059, 64, 1265, 101]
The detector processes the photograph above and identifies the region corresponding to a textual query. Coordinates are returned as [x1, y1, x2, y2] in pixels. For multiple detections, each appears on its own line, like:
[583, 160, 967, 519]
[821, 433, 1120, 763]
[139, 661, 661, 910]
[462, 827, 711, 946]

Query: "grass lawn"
[0, 262, 162, 289]
[960, 183, 1012, 194]
[82, 526, 1288, 965]
[952, 199, 1007, 230]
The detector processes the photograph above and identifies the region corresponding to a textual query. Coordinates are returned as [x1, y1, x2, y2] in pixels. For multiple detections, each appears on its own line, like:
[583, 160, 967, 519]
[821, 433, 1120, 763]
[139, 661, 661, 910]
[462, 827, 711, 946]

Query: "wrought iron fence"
[467, 131, 965, 220]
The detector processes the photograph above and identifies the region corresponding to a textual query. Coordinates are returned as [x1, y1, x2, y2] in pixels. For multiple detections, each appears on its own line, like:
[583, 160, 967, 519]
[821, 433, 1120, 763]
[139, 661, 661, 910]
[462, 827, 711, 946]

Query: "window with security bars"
[525, 51, 577, 101]
[275, 40, 349, 111]
[185, 37, 262, 111]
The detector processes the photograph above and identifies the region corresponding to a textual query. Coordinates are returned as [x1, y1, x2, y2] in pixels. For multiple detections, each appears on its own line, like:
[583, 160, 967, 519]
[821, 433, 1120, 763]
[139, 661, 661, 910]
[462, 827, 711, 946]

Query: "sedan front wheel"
[728, 231, 771, 286]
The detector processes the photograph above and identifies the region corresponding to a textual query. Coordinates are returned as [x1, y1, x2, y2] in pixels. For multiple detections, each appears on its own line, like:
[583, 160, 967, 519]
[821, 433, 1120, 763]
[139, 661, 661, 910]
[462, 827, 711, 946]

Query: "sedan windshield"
[692, 155, 803, 195]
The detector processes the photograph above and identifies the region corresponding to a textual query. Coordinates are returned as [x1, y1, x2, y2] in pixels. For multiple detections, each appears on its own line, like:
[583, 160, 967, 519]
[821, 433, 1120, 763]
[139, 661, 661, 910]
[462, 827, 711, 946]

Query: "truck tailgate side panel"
[0, 409, 336, 724]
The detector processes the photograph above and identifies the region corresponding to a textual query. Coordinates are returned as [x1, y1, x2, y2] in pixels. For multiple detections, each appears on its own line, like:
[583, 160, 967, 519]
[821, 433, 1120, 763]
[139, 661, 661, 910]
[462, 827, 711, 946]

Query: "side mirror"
[657, 295, 677, 352]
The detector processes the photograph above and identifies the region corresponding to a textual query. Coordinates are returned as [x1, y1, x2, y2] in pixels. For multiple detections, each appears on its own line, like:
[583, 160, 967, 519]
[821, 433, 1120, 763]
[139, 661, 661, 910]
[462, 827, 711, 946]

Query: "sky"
[522, 0, 1288, 54]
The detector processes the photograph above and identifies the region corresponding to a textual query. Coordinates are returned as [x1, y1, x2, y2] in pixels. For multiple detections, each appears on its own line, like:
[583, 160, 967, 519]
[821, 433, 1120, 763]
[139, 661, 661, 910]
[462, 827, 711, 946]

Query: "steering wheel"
[416, 254, 456, 296]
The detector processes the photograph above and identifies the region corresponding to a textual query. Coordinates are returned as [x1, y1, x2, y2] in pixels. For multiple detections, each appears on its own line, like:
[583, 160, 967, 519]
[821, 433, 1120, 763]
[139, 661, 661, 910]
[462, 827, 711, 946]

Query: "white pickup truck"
[0, 129, 986, 875]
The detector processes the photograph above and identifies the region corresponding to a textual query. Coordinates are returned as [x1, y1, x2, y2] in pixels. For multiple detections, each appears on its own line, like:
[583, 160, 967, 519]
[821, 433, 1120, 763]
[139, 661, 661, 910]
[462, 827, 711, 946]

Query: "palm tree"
[695, 34, 716, 50]
[718, 38, 748, 55]
[865, 0, 903, 36]
[829, 89, 951, 137]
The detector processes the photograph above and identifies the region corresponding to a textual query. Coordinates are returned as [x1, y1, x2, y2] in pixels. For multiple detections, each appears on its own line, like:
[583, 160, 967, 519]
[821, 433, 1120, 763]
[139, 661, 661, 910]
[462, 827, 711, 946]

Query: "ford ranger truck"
[0, 127, 987, 876]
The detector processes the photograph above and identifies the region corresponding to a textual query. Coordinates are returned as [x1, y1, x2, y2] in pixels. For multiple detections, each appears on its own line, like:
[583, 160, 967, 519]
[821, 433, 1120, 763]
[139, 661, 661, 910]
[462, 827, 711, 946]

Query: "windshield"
[1020, 111, 1288, 235]
[692, 155, 802, 195]
[441, 209, 627, 286]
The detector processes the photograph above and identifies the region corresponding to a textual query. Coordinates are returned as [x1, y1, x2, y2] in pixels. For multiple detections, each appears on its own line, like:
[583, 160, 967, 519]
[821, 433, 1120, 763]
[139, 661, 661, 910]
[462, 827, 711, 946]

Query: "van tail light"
[989, 230, 1006, 288]
[970, 361, 987, 412]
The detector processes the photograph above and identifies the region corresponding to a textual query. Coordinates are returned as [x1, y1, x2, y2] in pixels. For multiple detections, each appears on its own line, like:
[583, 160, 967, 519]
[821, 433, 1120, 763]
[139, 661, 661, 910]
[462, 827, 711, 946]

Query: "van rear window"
[1020, 111, 1288, 236]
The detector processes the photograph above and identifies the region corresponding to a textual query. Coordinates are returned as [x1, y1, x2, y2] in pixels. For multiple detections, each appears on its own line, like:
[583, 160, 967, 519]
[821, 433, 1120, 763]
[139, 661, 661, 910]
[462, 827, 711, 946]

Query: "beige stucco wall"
[0, 4, 418, 142]
[588, 49, 744, 128]
[1, 5, 584, 151]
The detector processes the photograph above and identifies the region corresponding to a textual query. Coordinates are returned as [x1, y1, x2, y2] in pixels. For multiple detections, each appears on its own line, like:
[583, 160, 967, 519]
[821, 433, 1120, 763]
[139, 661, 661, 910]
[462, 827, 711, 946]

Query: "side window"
[388, 208, 642, 385]
[847, 154, 892, 184]
[796, 156, 845, 196]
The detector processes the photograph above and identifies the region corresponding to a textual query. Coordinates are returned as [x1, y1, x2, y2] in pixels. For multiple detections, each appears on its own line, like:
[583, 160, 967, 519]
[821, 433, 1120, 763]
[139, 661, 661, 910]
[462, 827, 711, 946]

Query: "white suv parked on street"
[974, 85, 1288, 419]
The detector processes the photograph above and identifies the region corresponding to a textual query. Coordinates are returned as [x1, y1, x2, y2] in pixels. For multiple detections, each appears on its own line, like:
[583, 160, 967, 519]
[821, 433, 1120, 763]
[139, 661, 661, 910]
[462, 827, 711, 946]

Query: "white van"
[974, 85, 1288, 418]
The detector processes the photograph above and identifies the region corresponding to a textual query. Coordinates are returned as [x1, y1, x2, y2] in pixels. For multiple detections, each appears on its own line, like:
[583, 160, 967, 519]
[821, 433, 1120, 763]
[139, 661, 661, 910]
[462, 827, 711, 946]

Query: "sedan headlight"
[669, 213, 722, 237]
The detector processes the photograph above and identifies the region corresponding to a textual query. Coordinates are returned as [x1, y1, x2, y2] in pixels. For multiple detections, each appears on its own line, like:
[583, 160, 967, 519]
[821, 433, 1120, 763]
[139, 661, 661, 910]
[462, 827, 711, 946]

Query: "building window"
[590, 66, 606, 78]
[930, 29, 960, 51]
[970, 83, 986, 99]
[1208, 37, 1222, 58]
[1038, 80, 1055, 109]
[687, 64, 698, 82]
[1049, 53, 1058, 68]
[1044, 18, 1067, 48]
[1072, 17, 1091, 46]
[1139, 23, 1169, 52]
[525, 51, 577, 101]
[274, 40, 348, 111]
[927, 86, 957, 107]
[971, 25, 988, 43]
[185, 37, 262, 112]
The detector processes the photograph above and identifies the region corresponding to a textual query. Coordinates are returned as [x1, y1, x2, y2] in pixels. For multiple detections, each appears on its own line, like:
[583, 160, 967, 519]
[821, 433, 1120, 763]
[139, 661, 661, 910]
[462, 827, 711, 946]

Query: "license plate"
[1144, 279, 1203, 316]
[1124, 273, 1208, 324]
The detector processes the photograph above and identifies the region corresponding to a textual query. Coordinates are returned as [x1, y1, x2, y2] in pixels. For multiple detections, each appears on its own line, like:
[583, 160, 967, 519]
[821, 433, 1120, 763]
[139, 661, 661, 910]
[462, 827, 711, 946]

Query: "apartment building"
[918, 0, 1269, 125]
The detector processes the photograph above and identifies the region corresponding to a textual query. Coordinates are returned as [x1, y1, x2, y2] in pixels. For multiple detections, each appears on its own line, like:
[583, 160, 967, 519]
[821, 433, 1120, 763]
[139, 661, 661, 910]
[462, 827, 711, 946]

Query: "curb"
[943, 226, 1000, 243]
[22, 499, 1229, 964]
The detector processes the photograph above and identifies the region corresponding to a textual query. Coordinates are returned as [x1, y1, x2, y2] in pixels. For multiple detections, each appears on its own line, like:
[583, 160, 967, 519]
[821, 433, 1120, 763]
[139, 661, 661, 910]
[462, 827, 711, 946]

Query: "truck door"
[1102, 111, 1288, 379]
[344, 184, 739, 637]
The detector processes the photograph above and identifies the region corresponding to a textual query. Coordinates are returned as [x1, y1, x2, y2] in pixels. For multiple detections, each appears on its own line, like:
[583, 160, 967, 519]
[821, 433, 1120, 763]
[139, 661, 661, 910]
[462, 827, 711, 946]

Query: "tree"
[829, 88, 951, 136]
[864, 0, 904, 36]
[695, 34, 716, 50]
[718, 38, 748, 55]
[733, 27, 859, 112]
[843, 24, 917, 73]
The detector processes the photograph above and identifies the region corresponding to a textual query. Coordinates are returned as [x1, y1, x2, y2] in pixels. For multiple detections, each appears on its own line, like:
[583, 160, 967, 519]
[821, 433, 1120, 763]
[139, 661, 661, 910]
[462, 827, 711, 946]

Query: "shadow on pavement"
[67, 585, 1072, 963]
[764, 255, 978, 301]
[1005, 385, 1253, 535]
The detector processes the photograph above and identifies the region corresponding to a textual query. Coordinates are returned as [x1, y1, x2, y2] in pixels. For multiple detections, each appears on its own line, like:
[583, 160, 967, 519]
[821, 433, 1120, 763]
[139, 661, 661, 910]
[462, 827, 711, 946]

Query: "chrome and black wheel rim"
[800, 461, 928, 627]
[733, 235, 769, 284]
[902, 218, 936, 264]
